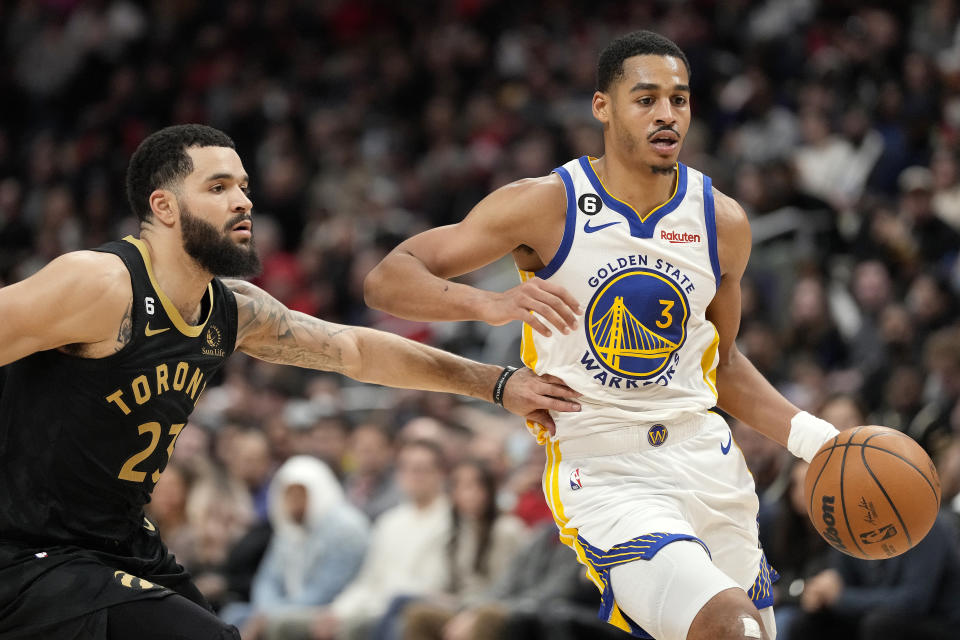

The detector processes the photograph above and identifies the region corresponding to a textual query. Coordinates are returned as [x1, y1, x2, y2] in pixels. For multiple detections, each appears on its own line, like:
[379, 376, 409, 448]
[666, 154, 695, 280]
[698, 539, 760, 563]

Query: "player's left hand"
[501, 369, 580, 435]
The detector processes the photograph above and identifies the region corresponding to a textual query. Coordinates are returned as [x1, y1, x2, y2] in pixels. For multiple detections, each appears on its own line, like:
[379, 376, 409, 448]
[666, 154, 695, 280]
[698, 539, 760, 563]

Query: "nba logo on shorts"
[570, 468, 584, 490]
[647, 424, 668, 447]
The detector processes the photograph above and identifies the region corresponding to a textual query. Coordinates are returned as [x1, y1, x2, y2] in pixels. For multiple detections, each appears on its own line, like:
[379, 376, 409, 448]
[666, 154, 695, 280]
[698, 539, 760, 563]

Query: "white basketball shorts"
[541, 411, 777, 638]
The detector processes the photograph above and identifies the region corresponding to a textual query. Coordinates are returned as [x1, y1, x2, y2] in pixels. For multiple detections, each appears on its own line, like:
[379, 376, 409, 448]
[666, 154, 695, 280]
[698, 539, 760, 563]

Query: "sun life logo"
[202, 325, 225, 357]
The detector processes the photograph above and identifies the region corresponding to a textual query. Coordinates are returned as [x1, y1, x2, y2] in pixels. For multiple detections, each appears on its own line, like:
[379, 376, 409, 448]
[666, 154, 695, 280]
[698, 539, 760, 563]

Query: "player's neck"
[137, 231, 213, 325]
[593, 153, 677, 214]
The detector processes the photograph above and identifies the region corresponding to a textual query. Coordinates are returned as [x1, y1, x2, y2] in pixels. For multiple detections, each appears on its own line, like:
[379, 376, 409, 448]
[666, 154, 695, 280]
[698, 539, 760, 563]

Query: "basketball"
[804, 425, 941, 560]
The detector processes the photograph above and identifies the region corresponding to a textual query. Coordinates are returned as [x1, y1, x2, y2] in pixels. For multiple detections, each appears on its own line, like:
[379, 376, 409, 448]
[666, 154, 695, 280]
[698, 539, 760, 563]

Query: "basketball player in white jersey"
[365, 31, 841, 640]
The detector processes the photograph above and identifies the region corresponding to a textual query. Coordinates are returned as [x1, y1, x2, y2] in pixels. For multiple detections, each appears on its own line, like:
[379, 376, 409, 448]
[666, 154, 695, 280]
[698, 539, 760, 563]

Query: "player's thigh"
[106, 593, 239, 640]
[609, 540, 771, 640]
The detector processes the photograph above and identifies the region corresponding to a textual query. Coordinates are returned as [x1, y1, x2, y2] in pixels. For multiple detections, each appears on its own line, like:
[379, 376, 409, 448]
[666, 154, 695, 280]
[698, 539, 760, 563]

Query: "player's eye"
[673, 96, 688, 105]
[638, 97, 653, 105]
[210, 184, 224, 193]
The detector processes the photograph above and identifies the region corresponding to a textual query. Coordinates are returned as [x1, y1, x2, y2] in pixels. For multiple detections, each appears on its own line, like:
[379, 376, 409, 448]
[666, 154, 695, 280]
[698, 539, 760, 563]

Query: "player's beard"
[180, 204, 262, 277]
[615, 124, 675, 175]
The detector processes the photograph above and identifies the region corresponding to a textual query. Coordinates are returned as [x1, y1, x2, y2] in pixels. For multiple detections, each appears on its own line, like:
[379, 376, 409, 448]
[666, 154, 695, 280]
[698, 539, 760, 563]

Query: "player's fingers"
[545, 383, 581, 400]
[526, 287, 579, 329]
[527, 410, 557, 436]
[540, 395, 580, 412]
[536, 279, 583, 315]
[521, 314, 552, 337]
[524, 298, 571, 334]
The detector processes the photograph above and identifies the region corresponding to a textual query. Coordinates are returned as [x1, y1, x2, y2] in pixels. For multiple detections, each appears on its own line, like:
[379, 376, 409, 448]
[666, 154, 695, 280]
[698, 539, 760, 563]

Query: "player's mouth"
[230, 219, 253, 239]
[648, 129, 680, 154]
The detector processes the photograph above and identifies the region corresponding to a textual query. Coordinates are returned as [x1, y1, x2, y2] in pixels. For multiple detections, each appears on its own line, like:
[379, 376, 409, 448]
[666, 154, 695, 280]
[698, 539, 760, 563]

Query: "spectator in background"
[413, 522, 625, 640]
[758, 460, 832, 640]
[225, 456, 369, 639]
[897, 166, 960, 275]
[188, 471, 257, 610]
[817, 393, 867, 433]
[730, 418, 788, 503]
[146, 461, 199, 570]
[310, 439, 453, 640]
[343, 421, 403, 522]
[399, 459, 527, 639]
[782, 274, 848, 372]
[223, 427, 275, 522]
[789, 512, 960, 640]
[914, 326, 960, 454]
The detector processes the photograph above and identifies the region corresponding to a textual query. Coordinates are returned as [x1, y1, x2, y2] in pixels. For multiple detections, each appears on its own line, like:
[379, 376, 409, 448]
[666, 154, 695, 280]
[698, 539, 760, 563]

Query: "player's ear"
[148, 189, 178, 227]
[592, 91, 610, 125]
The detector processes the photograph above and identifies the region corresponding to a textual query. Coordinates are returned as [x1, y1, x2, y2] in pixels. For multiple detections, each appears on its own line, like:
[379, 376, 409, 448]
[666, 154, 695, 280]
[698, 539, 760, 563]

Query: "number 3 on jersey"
[118, 421, 185, 484]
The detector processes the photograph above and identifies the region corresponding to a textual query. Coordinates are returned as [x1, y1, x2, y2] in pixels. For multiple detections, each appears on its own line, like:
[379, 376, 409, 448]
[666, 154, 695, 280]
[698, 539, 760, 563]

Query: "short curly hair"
[597, 30, 691, 92]
[126, 124, 236, 222]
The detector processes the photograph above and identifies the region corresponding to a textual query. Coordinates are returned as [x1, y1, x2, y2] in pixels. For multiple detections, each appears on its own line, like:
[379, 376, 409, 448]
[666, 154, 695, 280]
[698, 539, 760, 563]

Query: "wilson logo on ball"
[819, 495, 847, 551]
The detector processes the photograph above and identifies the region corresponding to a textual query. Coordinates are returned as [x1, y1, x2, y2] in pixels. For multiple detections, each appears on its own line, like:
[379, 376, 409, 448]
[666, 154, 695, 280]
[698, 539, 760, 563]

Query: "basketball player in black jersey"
[0, 124, 580, 640]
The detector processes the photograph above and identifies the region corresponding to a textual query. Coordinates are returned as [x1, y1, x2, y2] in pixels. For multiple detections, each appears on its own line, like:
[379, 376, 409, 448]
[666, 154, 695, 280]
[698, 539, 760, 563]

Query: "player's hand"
[501, 369, 580, 435]
[800, 569, 843, 612]
[483, 278, 581, 336]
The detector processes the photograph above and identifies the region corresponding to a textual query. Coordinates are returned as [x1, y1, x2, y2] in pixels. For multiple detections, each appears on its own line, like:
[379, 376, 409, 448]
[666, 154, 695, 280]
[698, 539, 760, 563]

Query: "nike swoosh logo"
[145, 323, 170, 337]
[720, 432, 732, 455]
[583, 220, 621, 233]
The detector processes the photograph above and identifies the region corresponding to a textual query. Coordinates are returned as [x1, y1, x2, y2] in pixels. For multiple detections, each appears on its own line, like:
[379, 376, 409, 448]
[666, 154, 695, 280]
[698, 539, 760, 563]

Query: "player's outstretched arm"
[0, 251, 131, 367]
[226, 279, 580, 426]
[708, 190, 837, 459]
[363, 176, 581, 337]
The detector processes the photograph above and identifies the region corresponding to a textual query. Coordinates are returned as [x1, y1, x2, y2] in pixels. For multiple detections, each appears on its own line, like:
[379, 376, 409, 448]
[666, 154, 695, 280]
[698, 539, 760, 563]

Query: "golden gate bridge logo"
[586, 269, 688, 379]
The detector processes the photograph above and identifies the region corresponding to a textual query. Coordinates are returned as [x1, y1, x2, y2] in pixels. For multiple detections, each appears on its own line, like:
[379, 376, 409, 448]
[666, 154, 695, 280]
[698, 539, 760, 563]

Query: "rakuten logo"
[660, 230, 701, 244]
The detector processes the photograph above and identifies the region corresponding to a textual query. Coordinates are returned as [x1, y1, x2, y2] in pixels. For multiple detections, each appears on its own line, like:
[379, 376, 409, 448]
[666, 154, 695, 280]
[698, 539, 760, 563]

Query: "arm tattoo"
[225, 279, 353, 373]
[115, 300, 132, 352]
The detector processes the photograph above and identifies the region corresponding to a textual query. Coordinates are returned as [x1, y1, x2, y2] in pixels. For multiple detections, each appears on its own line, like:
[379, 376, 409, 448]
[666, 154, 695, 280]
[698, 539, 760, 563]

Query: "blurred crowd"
[5, 0, 960, 638]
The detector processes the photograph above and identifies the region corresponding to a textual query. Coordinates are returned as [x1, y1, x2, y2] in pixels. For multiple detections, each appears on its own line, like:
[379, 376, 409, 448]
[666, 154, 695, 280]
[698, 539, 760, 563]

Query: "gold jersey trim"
[124, 236, 213, 338]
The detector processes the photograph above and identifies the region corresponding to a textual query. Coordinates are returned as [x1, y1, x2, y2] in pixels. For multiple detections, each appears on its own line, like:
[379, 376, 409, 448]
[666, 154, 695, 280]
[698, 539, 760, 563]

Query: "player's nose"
[653, 100, 677, 125]
[233, 187, 252, 212]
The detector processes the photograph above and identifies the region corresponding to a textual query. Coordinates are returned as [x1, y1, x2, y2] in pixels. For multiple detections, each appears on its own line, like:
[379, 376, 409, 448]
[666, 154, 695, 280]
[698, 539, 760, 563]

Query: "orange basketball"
[803, 425, 941, 559]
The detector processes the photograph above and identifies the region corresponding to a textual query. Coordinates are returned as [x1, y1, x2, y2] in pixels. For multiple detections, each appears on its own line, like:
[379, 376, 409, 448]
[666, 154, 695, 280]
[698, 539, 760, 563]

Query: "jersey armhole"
[75, 244, 141, 363]
[218, 279, 240, 354]
[536, 167, 577, 279]
[702, 176, 722, 289]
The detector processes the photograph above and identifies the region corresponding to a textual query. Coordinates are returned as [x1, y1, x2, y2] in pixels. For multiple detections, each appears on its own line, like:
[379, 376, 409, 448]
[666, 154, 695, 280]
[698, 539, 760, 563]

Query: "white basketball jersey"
[520, 156, 722, 440]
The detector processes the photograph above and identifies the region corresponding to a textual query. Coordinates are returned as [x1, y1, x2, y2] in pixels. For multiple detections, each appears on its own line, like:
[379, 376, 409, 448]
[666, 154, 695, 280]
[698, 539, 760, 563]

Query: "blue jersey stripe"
[702, 175, 721, 289]
[578, 156, 688, 239]
[536, 166, 577, 279]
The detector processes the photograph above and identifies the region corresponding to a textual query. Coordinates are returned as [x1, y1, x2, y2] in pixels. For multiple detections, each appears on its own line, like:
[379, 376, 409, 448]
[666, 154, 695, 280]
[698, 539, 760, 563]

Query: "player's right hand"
[483, 277, 581, 336]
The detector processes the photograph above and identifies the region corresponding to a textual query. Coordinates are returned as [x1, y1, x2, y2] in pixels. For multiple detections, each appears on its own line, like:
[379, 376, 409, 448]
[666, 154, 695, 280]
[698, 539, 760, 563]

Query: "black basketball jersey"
[0, 236, 238, 546]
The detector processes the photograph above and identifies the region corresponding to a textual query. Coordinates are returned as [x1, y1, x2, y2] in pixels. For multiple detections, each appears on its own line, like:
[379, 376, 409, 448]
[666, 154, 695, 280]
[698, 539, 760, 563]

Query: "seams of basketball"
[807, 432, 842, 519]
[839, 428, 868, 557]
[859, 437, 912, 551]
[853, 442, 940, 504]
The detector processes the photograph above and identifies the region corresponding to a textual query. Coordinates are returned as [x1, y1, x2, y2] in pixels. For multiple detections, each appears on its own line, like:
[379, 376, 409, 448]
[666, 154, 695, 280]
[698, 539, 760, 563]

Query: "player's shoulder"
[46, 250, 130, 299]
[711, 187, 750, 238]
[489, 173, 566, 212]
[220, 277, 269, 302]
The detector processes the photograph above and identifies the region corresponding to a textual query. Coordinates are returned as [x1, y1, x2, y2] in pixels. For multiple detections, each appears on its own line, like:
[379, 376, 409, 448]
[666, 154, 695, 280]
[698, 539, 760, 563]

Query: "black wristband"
[493, 366, 520, 407]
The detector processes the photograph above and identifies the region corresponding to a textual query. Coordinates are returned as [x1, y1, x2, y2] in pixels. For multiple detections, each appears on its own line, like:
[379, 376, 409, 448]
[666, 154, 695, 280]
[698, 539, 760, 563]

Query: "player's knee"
[686, 588, 769, 640]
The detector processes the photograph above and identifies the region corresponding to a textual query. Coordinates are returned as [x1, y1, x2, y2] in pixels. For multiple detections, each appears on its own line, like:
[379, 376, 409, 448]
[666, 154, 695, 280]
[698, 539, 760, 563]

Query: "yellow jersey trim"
[544, 439, 633, 634]
[700, 325, 719, 400]
[518, 269, 540, 370]
[124, 236, 213, 338]
[587, 157, 679, 224]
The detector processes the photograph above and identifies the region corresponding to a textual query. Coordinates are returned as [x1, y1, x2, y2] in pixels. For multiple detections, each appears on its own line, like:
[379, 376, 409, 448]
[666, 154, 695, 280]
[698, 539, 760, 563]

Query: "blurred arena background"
[3, 1, 960, 639]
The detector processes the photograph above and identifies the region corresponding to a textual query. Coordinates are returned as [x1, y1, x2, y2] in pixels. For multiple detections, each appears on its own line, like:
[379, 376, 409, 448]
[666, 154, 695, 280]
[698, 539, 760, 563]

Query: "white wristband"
[788, 411, 840, 463]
